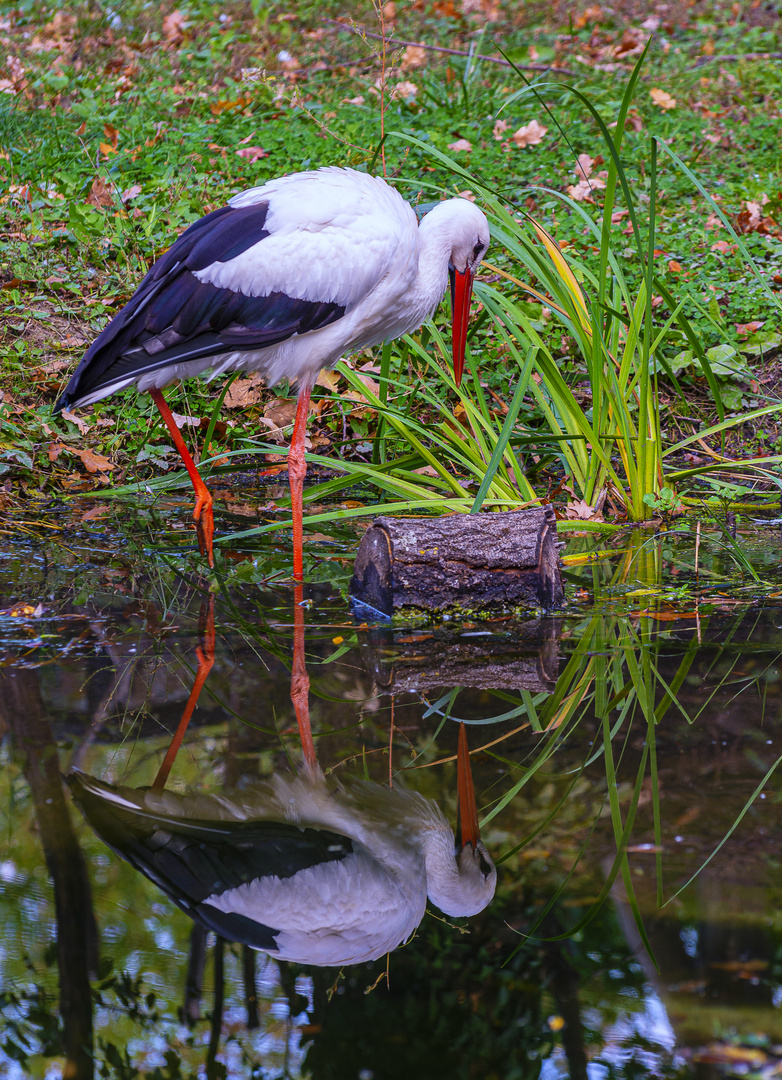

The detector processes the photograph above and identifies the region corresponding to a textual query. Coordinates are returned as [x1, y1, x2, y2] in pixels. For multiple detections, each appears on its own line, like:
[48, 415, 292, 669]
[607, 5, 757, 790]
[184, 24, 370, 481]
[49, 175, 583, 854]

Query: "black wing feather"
[56, 199, 346, 411]
[69, 774, 353, 949]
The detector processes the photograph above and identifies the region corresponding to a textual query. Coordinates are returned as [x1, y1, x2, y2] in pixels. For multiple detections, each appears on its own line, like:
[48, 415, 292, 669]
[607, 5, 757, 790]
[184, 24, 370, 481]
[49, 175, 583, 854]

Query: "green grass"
[2, 0, 782, 532]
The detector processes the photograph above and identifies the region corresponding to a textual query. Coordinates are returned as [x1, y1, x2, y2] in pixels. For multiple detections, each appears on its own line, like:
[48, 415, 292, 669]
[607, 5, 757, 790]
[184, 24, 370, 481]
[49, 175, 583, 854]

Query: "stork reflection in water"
[69, 588, 496, 966]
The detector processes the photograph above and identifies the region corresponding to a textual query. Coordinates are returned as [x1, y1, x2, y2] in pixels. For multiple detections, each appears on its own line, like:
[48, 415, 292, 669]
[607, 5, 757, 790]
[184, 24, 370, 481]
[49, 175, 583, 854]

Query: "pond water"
[3, 494, 782, 1080]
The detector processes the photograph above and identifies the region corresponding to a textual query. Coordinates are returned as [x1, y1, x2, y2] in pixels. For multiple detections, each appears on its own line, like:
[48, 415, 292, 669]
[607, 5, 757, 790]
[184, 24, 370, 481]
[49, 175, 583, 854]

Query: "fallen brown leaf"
[400, 45, 427, 69]
[392, 80, 418, 100]
[121, 184, 142, 204]
[735, 320, 764, 336]
[61, 408, 91, 435]
[81, 504, 110, 522]
[315, 369, 341, 391]
[74, 447, 115, 473]
[511, 120, 548, 147]
[85, 176, 115, 208]
[224, 374, 264, 408]
[264, 398, 298, 428]
[650, 88, 677, 110]
[236, 146, 269, 162]
[574, 153, 594, 180]
[162, 10, 186, 45]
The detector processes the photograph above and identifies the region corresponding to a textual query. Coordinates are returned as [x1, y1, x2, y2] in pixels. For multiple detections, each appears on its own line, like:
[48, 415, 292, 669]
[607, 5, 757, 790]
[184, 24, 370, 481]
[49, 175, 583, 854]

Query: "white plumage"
[56, 167, 490, 574]
[69, 744, 497, 967]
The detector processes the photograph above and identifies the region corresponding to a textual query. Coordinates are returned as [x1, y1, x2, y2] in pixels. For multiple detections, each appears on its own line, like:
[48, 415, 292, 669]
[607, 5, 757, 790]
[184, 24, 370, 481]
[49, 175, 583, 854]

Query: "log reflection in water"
[363, 618, 560, 694]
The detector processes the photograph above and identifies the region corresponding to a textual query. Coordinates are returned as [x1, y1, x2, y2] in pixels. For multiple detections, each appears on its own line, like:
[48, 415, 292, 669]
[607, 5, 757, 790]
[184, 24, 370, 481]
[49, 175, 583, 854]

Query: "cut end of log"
[350, 506, 564, 617]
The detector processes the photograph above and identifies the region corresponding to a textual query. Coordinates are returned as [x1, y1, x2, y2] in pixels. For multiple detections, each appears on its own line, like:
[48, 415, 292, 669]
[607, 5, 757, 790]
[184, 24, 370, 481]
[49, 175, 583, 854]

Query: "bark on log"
[350, 506, 564, 616]
[363, 620, 561, 693]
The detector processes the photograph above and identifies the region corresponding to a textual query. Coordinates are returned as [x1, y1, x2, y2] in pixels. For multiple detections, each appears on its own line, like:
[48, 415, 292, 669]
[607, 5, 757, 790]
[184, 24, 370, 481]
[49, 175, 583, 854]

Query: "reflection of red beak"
[450, 266, 475, 388]
[456, 722, 480, 850]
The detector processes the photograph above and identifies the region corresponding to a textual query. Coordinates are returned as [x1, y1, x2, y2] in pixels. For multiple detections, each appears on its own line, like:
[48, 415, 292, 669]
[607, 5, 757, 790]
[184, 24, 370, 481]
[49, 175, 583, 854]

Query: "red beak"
[450, 266, 475, 388]
[456, 722, 480, 850]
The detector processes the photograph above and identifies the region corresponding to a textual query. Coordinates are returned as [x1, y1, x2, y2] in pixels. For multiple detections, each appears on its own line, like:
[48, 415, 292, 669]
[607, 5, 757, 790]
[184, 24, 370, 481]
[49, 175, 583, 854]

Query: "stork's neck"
[418, 813, 496, 918]
[413, 203, 460, 318]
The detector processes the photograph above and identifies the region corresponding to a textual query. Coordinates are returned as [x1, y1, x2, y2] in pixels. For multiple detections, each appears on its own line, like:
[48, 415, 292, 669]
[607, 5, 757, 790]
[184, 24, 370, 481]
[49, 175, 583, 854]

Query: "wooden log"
[362, 620, 560, 693]
[350, 506, 564, 616]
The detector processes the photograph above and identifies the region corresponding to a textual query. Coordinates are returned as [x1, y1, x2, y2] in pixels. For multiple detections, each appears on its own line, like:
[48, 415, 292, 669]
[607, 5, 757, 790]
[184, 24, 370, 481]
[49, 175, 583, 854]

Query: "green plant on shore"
[207, 48, 782, 548]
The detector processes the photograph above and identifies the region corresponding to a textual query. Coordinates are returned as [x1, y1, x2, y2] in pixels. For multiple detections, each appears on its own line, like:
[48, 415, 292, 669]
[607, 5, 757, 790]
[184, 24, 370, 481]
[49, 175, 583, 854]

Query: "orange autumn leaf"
[72, 446, 115, 473]
[668, 259, 683, 272]
[650, 88, 677, 110]
[735, 320, 764, 336]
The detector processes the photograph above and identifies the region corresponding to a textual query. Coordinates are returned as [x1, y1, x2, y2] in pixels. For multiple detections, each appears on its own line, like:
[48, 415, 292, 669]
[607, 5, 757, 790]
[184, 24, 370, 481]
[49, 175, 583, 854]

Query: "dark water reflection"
[3, 508, 782, 1078]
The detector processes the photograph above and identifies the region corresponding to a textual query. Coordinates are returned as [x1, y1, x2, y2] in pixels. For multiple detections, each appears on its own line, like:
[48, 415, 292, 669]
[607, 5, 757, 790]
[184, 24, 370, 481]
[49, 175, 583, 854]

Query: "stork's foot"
[193, 491, 215, 567]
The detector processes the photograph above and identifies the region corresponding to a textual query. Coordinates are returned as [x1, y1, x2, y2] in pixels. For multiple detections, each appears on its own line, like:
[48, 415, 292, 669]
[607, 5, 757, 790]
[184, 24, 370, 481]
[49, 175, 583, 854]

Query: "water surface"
[2, 498, 782, 1079]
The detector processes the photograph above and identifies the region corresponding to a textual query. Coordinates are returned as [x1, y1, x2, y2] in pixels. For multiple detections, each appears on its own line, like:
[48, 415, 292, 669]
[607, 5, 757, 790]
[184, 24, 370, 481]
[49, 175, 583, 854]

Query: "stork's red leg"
[149, 387, 215, 567]
[290, 583, 316, 770]
[153, 594, 216, 791]
[288, 384, 313, 582]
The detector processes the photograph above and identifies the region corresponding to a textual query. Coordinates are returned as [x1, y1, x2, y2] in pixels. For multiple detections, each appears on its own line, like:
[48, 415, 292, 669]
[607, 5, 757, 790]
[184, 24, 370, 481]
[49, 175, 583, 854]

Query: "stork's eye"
[473, 242, 485, 259]
[479, 854, 493, 878]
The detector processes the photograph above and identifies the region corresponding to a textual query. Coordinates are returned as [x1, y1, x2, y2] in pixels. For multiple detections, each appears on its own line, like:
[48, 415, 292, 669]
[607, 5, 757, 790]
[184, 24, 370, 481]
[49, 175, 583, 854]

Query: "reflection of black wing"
[69, 772, 353, 951]
[55, 202, 346, 410]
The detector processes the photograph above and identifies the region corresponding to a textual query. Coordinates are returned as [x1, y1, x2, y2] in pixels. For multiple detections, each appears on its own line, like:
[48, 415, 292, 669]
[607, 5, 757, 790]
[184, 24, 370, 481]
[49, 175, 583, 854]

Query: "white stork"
[68, 725, 496, 967]
[56, 168, 490, 576]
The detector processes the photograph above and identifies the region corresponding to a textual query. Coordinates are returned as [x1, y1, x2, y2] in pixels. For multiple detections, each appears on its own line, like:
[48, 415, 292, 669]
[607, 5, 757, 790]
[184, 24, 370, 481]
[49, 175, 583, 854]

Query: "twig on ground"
[324, 19, 578, 77]
[688, 51, 782, 69]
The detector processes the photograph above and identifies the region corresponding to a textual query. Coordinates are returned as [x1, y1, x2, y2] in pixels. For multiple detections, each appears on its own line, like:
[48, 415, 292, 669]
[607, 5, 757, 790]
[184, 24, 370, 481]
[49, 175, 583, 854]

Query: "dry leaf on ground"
[162, 10, 186, 45]
[81, 505, 110, 522]
[120, 184, 142, 203]
[574, 153, 594, 180]
[392, 81, 418, 99]
[264, 399, 298, 428]
[566, 175, 607, 202]
[224, 374, 264, 408]
[400, 45, 427, 69]
[565, 498, 604, 521]
[236, 146, 269, 162]
[315, 369, 340, 391]
[60, 408, 91, 435]
[650, 88, 677, 110]
[736, 320, 764, 336]
[74, 447, 114, 473]
[85, 177, 115, 207]
[511, 120, 548, 147]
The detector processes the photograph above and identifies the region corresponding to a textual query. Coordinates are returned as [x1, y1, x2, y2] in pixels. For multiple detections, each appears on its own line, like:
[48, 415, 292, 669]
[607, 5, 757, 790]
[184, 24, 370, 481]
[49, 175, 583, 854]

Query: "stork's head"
[444, 199, 490, 386]
[426, 722, 497, 918]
